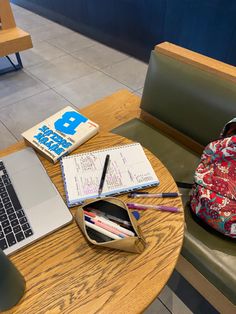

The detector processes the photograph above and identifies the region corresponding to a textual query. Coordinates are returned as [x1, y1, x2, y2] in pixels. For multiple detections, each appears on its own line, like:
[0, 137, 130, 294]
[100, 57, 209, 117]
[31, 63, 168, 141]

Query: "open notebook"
[60, 143, 159, 207]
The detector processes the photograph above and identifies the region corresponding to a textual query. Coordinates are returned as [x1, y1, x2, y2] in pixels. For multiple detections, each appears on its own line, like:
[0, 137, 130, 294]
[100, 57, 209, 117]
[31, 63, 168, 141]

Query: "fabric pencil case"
[75, 197, 146, 253]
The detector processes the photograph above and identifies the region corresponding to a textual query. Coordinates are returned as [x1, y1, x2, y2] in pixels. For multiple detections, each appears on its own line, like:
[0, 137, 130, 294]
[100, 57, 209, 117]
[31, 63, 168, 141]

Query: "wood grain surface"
[0, 27, 32, 56]
[1, 132, 184, 314]
[79, 89, 141, 132]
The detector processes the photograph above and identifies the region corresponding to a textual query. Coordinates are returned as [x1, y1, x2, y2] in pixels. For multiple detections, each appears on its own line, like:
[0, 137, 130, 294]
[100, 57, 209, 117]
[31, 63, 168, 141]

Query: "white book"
[21, 106, 99, 163]
[60, 143, 160, 207]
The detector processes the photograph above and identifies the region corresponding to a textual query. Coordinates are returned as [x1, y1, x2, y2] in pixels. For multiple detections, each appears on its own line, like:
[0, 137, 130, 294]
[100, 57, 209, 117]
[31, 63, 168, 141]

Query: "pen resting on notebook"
[98, 154, 110, 198]
[61, 143, 159, 206]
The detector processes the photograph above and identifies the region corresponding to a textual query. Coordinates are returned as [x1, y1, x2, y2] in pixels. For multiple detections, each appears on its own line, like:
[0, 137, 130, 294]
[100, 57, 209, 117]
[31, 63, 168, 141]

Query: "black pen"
[128, 192, 182, 198]
[98, 154, 110, 197]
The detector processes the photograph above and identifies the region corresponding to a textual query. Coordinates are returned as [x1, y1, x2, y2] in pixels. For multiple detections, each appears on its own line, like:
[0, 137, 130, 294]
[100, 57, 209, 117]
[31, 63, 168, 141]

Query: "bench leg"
[0, 53, 23, 75]
[15, 52, 23, 68]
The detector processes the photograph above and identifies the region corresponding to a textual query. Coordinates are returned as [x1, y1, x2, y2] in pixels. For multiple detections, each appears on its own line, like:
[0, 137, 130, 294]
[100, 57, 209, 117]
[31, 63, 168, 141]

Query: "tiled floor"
[0, 4, 218, 314]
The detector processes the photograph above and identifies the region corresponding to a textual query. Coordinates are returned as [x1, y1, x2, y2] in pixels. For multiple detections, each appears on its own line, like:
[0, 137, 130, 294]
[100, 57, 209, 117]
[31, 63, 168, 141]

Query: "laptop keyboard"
[0, 161, 33, 251]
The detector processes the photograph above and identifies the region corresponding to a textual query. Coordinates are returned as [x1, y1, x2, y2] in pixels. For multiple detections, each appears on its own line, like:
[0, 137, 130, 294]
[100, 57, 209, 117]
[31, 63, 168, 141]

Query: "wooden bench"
[0, 0, 32, 74]
[83, 42, 236, 313]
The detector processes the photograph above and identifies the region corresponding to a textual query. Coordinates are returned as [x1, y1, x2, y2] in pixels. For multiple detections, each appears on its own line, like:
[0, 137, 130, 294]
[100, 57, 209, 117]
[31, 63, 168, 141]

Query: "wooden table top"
[2, 132, 184, 314]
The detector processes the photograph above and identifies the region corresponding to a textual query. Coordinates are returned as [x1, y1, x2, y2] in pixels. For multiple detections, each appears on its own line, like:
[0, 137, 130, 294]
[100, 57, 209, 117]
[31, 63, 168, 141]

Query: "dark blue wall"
[164, 1, 236, 66]
[11, 0, 236, 65]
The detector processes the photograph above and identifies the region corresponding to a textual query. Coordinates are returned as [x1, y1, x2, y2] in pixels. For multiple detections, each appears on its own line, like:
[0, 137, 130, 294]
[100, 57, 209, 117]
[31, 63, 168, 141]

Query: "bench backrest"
[0, 0, 16, 30]
[0, 0, 33, 57]
[140, 42, 236, 149]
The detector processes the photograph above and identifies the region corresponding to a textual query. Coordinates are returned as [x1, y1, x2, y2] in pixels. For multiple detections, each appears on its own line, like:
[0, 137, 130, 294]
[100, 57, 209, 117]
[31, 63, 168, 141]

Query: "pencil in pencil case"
[75, 197, 146, 253]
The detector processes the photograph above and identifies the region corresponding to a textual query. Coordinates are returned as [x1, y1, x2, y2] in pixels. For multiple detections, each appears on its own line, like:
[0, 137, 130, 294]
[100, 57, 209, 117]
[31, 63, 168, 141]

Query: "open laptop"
[0, 147, 73, 255]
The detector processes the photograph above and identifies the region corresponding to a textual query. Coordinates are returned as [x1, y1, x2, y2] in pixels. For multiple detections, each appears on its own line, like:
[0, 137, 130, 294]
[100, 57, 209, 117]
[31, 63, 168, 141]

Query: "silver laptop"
[0, 147, 73, 255]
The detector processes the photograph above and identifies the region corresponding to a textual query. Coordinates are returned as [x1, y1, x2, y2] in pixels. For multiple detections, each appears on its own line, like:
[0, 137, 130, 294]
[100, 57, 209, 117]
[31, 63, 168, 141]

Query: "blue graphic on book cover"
[21, 106, 99, 163]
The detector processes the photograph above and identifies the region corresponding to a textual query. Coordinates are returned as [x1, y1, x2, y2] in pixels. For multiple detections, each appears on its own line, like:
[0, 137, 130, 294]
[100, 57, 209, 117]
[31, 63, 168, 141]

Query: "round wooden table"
[3, 132, 184, 314]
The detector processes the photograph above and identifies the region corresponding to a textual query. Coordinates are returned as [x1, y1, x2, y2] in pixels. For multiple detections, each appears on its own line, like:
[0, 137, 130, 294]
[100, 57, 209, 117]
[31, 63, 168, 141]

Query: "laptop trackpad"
[11, 165, 58, 209]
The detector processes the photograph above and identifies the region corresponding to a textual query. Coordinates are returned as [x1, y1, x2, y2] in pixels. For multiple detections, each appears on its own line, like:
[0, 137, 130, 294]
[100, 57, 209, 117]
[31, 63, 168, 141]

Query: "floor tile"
[27, 54, 96, 87]
[159, 285, 193, 314]
[48, 31, 97, 53]
[144, 297, 171, 314]
[103, 57, 148, 90]
[0, 122, 17, 150]
[0, 69, 49, 109]
[0, 89, 73, 140]
[14, 12, 52, 31]
[136, 87, 144, 95]
[27, 22, 75, 42]
[72, 42, 129, 69]
[132, 87, 144, 97]
[0, 57, 11, 71]
[12, 10, 31, 22]
[10, 41, 66, 68]
[54, 71, 130, 108]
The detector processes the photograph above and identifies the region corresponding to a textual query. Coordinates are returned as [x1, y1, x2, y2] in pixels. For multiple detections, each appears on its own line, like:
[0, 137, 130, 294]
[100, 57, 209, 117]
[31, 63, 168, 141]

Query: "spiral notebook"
[60, 143, 159, 207]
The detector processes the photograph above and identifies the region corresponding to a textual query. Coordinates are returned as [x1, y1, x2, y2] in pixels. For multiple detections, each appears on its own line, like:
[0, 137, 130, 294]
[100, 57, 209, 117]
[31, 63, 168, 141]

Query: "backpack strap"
[220, 118, 236, 138]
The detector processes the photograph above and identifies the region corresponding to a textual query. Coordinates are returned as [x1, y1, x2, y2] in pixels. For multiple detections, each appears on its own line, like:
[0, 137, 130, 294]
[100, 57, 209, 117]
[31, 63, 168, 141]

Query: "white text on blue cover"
[34, 111, 88, 156]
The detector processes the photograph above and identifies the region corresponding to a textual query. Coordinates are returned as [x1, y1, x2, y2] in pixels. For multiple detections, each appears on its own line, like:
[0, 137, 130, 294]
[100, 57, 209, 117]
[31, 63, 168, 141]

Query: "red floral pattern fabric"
[190, 135, 236, 238]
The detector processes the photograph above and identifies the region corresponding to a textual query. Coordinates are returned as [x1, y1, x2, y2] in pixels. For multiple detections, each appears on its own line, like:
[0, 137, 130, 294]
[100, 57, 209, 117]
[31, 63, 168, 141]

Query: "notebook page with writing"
[60, 143, 159, 207]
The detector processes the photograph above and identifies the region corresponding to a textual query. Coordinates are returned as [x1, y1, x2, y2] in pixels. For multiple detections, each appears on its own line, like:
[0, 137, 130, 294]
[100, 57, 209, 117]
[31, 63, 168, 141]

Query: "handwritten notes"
[60, 143, 159, 206]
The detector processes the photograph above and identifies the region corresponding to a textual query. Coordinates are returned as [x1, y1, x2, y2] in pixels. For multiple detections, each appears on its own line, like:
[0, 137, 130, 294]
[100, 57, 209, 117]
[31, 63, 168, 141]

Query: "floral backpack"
[190, 118, 236, 238]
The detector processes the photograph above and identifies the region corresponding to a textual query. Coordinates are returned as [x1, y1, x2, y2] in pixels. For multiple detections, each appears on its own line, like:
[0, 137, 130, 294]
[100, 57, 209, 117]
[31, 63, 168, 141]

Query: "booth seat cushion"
[112, 118, 236, 305]
[184, 203, 236, 305]
[112, 118, 200, 183]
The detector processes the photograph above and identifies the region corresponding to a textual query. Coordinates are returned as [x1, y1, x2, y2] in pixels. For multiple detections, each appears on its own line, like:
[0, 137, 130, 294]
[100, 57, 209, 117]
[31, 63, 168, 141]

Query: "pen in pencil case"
[103, 214, 132, 228]
[84, 210, 135, 237]
[84, 220, 124, 240]
[85, 215, 129, 237]
[126, 203, 181, 213]
[128, 192, 181, 198]
[86, 208, 132, 227]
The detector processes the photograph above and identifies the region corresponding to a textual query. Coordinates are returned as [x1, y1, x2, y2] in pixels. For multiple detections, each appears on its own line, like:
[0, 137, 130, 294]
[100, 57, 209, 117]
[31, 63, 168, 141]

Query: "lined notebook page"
[61, 143, 159, 206]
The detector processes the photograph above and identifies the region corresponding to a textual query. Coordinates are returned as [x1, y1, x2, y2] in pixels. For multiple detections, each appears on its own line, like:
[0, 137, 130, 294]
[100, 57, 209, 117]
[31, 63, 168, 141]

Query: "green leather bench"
[112, 42, 236, 314]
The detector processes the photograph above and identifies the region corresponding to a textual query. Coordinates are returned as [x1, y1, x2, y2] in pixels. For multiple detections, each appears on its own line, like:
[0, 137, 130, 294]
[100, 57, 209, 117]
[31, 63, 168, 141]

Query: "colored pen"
[85, 215, 128, 237]
[84, 210, 135, 236]
[98, 154, 110, 197]
[126, 202, 181, 213]
[84, 220, 123, 240]
[106, 214, 131, 227]
[87, 208, 132, 227]
[128, 192, 181, 198]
